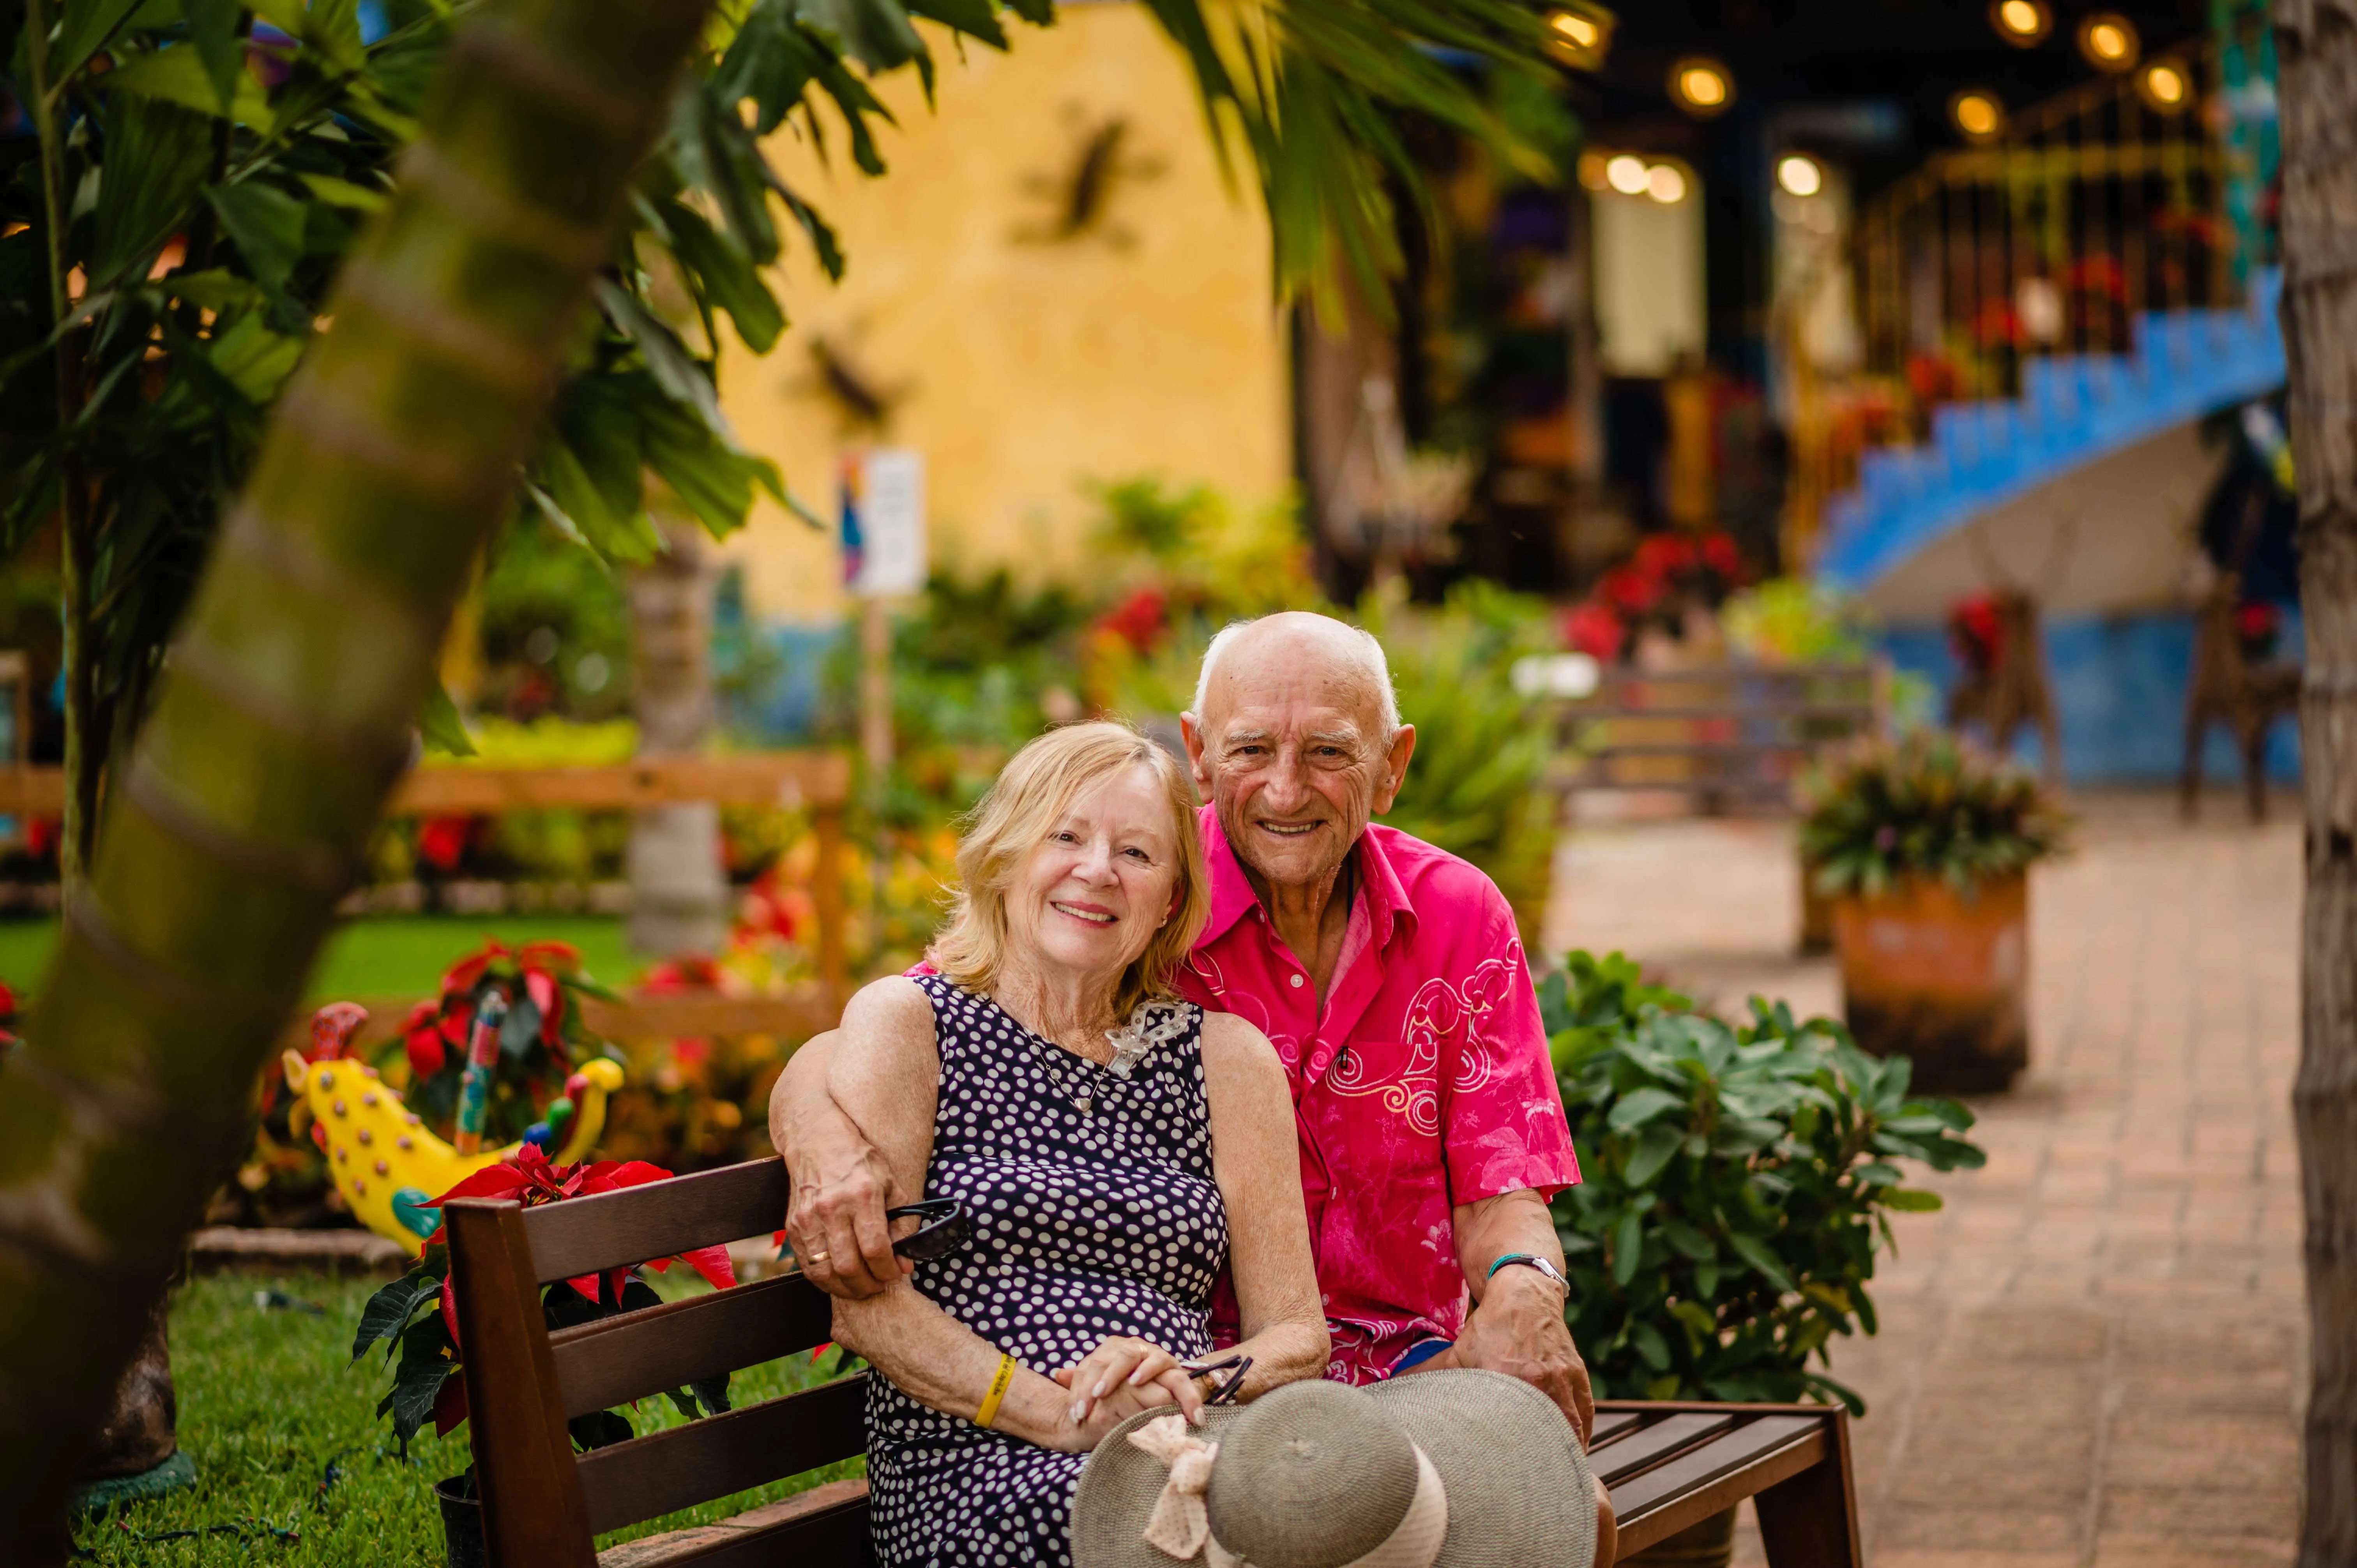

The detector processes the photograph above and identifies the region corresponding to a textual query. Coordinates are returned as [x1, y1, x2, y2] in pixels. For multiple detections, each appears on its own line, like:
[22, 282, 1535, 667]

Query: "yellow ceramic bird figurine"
[281, 1048, 624, 1255]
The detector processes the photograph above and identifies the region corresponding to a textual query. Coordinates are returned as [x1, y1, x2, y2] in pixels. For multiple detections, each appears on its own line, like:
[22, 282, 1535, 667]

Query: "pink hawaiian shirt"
[1178, 806, 1581, 1384]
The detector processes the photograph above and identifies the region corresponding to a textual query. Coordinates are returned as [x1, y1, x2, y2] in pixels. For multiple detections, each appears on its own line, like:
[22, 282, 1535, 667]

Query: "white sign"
[845, 448, 927, 597]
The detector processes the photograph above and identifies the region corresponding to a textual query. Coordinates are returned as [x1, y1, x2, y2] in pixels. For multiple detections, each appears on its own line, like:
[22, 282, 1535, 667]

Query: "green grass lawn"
[74, 1271, 860, 1565]
[0, 915, 641, 1001]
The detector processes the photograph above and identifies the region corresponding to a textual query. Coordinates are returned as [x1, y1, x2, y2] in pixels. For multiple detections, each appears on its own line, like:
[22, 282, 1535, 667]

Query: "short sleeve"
[1439, 892, 1581, 1205]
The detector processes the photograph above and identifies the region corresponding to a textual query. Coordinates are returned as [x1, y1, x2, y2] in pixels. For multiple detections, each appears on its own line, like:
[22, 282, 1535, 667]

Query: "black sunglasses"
[887, 1199, 974, 1262]
[1178, 1353, 1253, 1407]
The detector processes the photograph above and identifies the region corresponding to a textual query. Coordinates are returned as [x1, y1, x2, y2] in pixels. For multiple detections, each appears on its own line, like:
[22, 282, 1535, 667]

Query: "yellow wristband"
[974, 1352, 1016, 1430]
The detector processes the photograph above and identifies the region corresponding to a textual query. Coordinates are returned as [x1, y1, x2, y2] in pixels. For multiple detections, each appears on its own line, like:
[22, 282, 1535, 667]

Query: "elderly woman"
[820, 721, 1329, 1567]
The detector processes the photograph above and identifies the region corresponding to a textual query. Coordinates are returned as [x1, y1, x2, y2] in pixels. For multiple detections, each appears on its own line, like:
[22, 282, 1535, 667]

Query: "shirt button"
[1290, 974, 1304, 988]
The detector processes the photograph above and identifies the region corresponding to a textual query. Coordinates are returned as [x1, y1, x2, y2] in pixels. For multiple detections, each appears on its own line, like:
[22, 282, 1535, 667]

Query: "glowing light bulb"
[1669, 57, 1733, 117]
[1549, 10, 1598, 48]
[2142, 62, 2187, 108]
[1776, 155, 1824, 198]
[1952, 90, 2005, 141]
[2078, 12, 2139, 70]
[1606, 155, 1650, 195]
[1991, 0, 2050, 44]
[1647, 164, 1688, 205]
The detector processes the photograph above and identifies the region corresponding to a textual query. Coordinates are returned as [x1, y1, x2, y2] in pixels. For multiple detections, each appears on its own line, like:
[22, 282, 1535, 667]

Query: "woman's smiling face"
[1004, 762, 1181, 987]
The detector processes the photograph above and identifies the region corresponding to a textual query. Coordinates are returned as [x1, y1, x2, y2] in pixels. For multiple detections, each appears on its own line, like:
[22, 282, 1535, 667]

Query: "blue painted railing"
[1818, 269, 2286, 594]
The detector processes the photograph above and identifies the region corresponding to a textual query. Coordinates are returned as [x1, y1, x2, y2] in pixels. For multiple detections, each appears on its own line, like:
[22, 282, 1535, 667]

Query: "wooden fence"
[0, 752, 855, 1030]
[1551, 662, 1889, 816]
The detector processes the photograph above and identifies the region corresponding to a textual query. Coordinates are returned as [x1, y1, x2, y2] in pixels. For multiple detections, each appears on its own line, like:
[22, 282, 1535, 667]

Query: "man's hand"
[1450, 1268, 1592, 1443]
[772, 1033, 909, 1299]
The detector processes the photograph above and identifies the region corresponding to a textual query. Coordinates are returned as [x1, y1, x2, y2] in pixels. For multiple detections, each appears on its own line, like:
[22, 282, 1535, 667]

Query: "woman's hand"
[1039, 1336, 1202, 1450]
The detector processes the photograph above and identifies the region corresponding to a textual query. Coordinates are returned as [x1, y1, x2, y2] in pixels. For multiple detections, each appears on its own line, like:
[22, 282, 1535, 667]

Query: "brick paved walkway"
[1545, 795, 2305, 1567]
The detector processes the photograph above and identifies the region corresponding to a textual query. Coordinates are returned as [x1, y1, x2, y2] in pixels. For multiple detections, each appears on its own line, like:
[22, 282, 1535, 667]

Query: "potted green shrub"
[1539, 950, 1985, 1567]
[1797, 729, 2065, 1093]
[352, 1148, 736, 1568]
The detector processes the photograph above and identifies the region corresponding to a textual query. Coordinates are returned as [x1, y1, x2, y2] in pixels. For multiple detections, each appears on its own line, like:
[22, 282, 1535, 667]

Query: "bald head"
[1192, 613, 1399, 737]
[1181, 613, 1415, 895]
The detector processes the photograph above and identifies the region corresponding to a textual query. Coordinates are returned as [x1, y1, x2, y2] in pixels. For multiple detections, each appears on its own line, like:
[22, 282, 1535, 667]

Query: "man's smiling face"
[1182, 615, 1415, 894]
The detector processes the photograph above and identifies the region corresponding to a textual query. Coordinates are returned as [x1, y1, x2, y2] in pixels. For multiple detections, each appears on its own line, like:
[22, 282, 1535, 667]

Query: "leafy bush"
[1798, 728, 2065, 899]
[351, 1149, 734, 1460]
[1371, 581, 1558, 936]
[1544, 951, 1985, 1411]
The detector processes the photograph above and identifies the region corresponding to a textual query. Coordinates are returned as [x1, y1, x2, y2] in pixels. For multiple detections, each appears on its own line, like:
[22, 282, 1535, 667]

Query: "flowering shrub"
[389, 940, 621, 1150]
[1561, 529, 1746, 663]
[351, 1146, 735, 1458]
[1798, 729, 2066, 899]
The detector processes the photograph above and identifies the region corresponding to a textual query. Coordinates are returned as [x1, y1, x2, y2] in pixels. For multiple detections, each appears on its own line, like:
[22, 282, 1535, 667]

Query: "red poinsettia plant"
[388, 939, 619, 1150]
[351, 1146, 736, 1462]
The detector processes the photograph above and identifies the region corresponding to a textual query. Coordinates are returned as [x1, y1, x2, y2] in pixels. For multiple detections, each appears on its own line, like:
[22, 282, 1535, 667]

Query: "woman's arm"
[820, 978, 1109, 1448]
[767, 1030, 909, 1298]
[1196, 1012, 1329, 1397]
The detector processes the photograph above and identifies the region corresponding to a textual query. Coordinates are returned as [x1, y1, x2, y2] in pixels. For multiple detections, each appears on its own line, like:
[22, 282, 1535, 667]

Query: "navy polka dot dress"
[866, 975, 1228, 1567]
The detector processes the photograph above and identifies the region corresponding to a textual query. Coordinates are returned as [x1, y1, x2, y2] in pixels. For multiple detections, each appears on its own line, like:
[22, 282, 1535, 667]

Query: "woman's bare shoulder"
[1196, 1009, 1285, 1091]
[839, 976, 938, 1049]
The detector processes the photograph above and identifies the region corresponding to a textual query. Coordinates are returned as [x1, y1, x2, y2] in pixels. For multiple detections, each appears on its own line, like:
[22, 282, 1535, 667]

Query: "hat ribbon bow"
[1127, 1414, 1245, 1568]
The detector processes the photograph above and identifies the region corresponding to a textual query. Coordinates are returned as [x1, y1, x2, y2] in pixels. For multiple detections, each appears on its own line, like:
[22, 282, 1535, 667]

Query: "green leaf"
[596, 279, 727, 434]
[351, 1271, 442, 1363]
[90, 95, 214, 287]
[793, 0, 928, 76]
[1726, 1232, 1796, 1294]
[1882, 1189, 1944, 1213]
[418, 678, 477, 758]
[184, 0, 249, 111]
[1629, 1320, 1670, 1372]
[660, 201, 785, 353]
[51, 0, 150, 83]
[206, 312, 302, 404]
[100, 44, 272, 123]
[1623, 1122, 1682, 1188]
[1606, 1087, 1684, 1134]
[297, 172, 388, 212]
[1657, 1217, 1716, 1262]
[1610, 1210, 1643, 1287]
[208, 180, 309, 293]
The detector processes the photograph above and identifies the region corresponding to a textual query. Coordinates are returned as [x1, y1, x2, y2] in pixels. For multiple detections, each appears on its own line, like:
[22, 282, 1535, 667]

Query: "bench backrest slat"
[547, 1271, 833, 1420]
[523, 1160, 789, 1284]
[576, 1375, 869, 1536]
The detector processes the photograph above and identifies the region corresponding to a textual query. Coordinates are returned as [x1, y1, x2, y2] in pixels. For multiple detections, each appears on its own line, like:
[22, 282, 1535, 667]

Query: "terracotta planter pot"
[1833, 871, 2028, 1094]
[1797, 852, 1834, 956]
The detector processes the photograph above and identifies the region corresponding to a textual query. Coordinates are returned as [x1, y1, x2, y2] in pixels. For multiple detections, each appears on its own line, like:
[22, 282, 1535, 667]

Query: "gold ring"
[807, 1250, 830, 1264]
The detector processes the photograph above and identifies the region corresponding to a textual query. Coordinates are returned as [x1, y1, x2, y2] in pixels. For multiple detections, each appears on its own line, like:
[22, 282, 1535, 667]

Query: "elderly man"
[769, 612, 1594, 1437]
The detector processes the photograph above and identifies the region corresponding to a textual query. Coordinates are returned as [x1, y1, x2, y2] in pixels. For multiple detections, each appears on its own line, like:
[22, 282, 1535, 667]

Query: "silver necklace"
[1019, 999, 1193, 1115]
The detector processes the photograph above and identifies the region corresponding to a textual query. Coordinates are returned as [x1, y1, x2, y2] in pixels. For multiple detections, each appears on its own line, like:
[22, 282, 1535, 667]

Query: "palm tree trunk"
[2277, 2, 2357, 1562]
[625, 503, 728, 957]
[0, 0, 714, 1554]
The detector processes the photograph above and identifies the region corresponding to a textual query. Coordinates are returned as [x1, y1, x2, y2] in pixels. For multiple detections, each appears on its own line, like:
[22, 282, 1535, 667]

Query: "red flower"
[1949, 595, 2004, 674]
[424, 1148, 735, 1344]
[25, 817, 57, 858]
[1700, 533, 1742, 582]
[1095, 586, 1169, 654]
[403, 1001, 448, 1079]
[524, 967, 563, 1046]
[1632, 534, 1697, 581]
[1600, 566, 1661, 616]
[417, 816, 474, 874]
[2236, 602, 2281, 641]
[1563, 603, 1625, 662]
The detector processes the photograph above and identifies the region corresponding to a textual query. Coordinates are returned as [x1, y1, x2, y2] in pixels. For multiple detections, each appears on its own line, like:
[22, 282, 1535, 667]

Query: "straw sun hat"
[1071, 1370, 1597, 1568]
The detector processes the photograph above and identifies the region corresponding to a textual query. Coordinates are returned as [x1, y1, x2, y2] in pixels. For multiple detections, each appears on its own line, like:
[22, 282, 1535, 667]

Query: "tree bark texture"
[625, 505, 728, 958]
[2277, 2, 2357, 1562]
[0, 0, 714, 1554]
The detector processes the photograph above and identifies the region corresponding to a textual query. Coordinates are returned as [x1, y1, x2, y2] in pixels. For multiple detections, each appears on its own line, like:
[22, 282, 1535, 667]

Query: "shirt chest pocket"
[1307, 1035, 1449, 1180]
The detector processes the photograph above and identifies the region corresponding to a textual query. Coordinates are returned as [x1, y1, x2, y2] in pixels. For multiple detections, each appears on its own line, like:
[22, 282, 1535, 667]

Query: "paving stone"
[1550, 796, 2304, 1568]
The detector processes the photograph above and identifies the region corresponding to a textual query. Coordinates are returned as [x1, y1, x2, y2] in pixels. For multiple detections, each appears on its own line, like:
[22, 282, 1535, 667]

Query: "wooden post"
[812, 803, 849, 1008]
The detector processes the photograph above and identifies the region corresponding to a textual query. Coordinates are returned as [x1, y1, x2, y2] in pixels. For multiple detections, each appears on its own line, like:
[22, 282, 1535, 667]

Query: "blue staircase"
[1816, 269, 2286, 595]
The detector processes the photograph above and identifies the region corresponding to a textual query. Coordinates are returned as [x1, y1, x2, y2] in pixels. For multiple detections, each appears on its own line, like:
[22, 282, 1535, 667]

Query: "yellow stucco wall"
[718, 5, 1291, 622]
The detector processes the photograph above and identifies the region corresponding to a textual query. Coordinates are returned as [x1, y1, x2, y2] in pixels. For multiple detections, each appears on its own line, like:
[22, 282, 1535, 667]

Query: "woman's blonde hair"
[932, 721, 1208, 1020]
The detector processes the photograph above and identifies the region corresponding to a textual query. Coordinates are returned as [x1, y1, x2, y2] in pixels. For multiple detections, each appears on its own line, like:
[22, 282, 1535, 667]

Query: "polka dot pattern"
[867, 975, 1227, 1567]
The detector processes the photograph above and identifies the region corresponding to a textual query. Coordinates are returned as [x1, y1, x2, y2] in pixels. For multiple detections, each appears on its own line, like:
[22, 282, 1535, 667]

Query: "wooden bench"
[1553, 662, 1887, 818]
[449, 1158, 1863, 1566]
